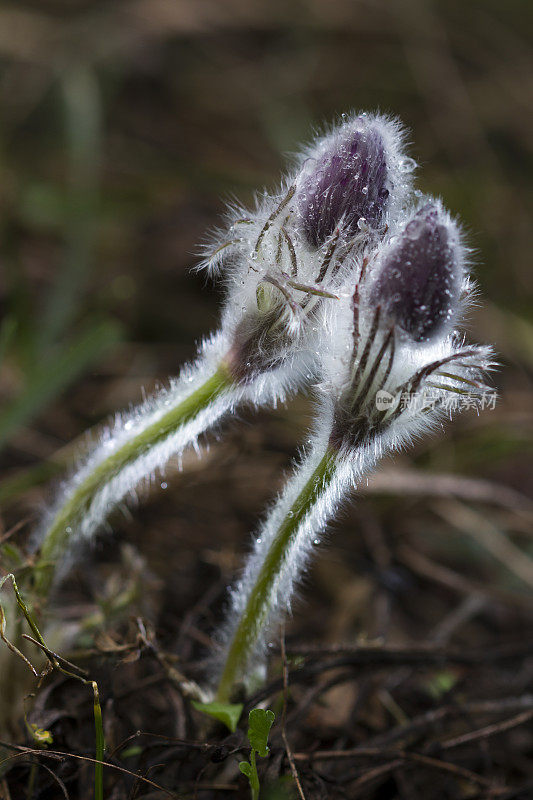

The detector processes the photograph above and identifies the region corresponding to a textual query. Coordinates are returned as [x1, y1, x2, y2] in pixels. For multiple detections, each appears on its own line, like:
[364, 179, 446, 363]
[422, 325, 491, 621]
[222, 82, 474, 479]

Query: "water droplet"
[65, 526, 72, 534]
[256, 537, 262, 544]
[399, 157, 417, 173]
[124, 420, 134, 431]
[160, 482, 168, 489]
[405, 218, 426, 239]
[313, 538, 320, 545]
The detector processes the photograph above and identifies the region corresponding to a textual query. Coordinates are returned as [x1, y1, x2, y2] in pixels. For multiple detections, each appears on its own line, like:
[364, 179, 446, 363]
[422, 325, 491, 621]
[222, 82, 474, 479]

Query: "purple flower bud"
[370, 202, 462, 342]
[297, 117, 390, 248]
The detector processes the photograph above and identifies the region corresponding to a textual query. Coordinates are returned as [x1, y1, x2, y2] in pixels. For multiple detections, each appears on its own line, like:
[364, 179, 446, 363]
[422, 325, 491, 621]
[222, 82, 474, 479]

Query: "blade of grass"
[0, 315, 16, 369]
[4, 254, 36, 369]
[0, 318, 121, 452]
[0, 460, 64, 508]
[92, 681, 105, 800]
[40, 65, 102, 351]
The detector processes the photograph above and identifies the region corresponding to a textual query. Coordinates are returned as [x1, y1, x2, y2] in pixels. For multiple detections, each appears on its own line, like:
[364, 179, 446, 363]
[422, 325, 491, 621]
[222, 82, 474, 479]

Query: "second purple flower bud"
[369, 201, 464, 342]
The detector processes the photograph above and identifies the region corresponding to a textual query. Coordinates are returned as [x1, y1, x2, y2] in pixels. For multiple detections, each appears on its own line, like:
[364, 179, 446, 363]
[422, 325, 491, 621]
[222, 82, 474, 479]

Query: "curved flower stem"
[35, 364, 233, 595]
[216, 446, 341, 704]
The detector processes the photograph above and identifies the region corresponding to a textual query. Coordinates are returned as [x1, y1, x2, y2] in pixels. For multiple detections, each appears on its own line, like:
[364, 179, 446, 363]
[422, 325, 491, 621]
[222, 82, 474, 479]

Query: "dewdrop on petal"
[369, 201, 464, 342]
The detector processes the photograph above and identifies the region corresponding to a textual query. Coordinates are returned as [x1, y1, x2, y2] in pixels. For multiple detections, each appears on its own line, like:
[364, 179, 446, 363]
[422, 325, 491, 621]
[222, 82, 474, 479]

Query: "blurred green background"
[0, 0, 531, 503]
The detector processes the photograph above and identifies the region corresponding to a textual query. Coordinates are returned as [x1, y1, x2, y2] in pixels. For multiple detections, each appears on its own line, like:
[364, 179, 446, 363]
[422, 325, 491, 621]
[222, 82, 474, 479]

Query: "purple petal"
[297, 121, 389, 248]
[371, 203, 461, 341]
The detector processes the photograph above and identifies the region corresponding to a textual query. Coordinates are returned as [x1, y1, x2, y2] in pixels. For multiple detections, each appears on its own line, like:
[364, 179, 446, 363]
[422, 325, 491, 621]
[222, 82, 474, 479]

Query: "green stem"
[35, 365, 233, 596]
[92, 681, 105, 800]
[250, 749, 259, 800]
[216, 447, 338, 703]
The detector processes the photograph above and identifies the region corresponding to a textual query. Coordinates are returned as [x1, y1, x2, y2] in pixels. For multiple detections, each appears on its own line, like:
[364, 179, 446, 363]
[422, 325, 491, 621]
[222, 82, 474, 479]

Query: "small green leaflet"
[239, 761, 254, 779]
[191, 700, 243, 733]
[247, 708, 275, 757]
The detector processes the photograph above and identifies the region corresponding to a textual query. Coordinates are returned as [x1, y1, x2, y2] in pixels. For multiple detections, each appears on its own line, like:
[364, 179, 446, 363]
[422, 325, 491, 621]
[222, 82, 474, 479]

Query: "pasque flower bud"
[296, 114, 413, 248]
[317, 197, 493, 452]
[194, 113, 414, 392]
[369, 201, 463, 341]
